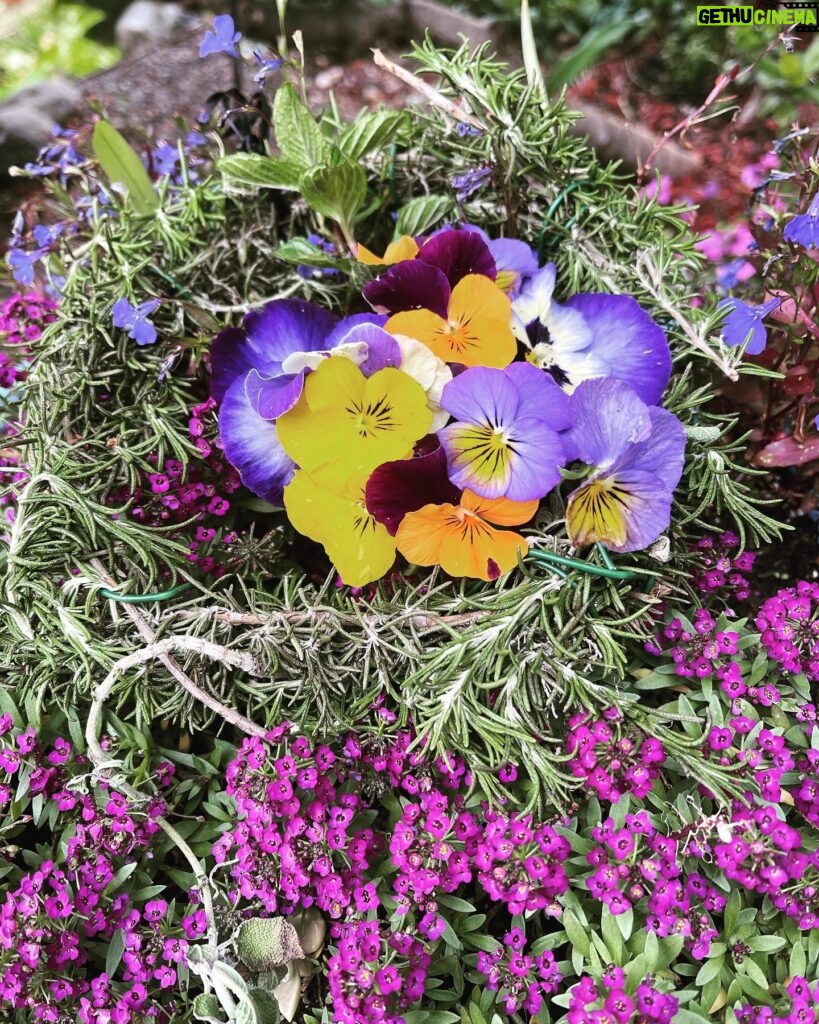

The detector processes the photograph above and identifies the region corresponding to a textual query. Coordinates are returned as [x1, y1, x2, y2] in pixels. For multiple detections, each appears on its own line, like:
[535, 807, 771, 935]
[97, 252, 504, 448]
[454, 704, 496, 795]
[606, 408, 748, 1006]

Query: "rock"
[0, 78, 82, 176]
[115, 0, 190, 56]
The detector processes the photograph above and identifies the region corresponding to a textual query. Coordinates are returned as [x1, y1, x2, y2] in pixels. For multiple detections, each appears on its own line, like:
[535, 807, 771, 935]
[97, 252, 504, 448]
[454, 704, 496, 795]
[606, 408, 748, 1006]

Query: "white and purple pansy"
[511, 264, 672, 405]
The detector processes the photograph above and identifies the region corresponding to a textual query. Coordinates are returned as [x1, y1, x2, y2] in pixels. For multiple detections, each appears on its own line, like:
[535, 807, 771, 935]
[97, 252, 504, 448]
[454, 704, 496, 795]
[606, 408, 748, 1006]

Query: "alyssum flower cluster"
[210, 226, 684, 584]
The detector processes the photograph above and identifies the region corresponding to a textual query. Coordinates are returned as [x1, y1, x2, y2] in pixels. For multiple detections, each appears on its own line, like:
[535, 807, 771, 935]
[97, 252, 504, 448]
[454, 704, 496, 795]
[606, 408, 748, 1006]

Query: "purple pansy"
[213, 301, 390, 505]
[363, 228, 496, 317]
[512, 264, 672, 405]
[199, 14, 242, 58]
[437, 362, 570, 502]
[717, 296, 782, 355]
[784, 193, 819, 249]
[563, 378, 686, 553]
[112, 297, 161, 346]
[454, 224, 538, 297]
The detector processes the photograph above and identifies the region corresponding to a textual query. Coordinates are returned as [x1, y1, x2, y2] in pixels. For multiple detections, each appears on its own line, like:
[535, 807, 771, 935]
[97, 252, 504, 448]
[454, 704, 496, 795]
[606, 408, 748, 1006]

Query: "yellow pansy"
[276, 356, 432, 489]
[285, 469, 396, 586]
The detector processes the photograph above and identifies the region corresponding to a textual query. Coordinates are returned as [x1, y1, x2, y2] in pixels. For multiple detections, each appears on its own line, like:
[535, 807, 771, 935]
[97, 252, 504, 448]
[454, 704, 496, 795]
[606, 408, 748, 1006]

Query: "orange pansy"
[395, 489, 537, 581]
[385, 274, 516, 369]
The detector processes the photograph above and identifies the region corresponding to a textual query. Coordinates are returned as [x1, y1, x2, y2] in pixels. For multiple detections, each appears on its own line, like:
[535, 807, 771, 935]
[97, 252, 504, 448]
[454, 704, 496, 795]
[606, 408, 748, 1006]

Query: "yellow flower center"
[346, 396, 396, 438]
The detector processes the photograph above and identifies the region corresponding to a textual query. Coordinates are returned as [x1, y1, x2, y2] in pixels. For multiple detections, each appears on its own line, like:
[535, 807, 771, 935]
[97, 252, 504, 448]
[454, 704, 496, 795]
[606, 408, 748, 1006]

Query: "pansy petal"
[366, 444, 460, 535]
[416, 229, 496, 286]
[219, 376, 294, 506]
[363, 261, 451, 318]
[563, 378, 652, 469]
[567, 469, 673, 553]
[511, 263, 557, 328]
[324, 312, 388, 349]
[440, 366, 519, 427]
[446, 275, 516, 368]
[563, 293, 671, 404]
[395, 503, 457, 568]
[284, 470, 396, 586]
[438, 519, 526, 580]
[358, 236, 420, 265]
[503, 362, 572, 430]
[461, 489, 538, 527]
[622, 406, 686, 491]
[243, 298, 340, 364]
[210, 328, 272, 402]
[502, 421, 566, 501]
[245, 369, 305, 420]
[438, 423, 514, 498]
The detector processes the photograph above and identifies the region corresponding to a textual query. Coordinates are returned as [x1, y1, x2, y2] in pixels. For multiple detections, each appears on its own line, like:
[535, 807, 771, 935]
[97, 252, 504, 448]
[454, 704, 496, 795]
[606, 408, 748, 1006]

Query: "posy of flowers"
[211, 225, 682, 585]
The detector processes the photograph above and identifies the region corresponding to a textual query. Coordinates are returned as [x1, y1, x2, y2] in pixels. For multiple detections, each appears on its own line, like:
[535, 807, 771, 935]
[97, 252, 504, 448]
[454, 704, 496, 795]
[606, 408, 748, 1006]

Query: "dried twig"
[91, 559, 268, 739]
[372, 48, 484, 130]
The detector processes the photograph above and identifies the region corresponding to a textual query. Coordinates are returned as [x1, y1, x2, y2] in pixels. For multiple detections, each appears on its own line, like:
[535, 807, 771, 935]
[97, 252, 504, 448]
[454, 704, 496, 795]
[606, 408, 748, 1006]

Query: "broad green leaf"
[192, 993, 224, 1023]
[615, 906, 633, 942]
[336, 110, 410, 160]
[220, 154, 303, 191]
[274, 237, 344, 269]
[694, 955, 724, 987]
[273, 83, 328, 170]
[741, 956, 771, 991]
[748, 935, 786, 953]
[724, 888, 741, 937]
[643, 928, 659, 971]
[437, 895, 476, 913]
[790, 939, 807, 977]
[92, 120, 158, 215]
[561, 909, 590, 957]
[402, 1014, 460, 1024]
[300, 161, 367, 228]
[105, 928, 126, 978]
[600, 906, 625, 964]
[395, 195, 454, 237]
[236, 989, 281, 1024]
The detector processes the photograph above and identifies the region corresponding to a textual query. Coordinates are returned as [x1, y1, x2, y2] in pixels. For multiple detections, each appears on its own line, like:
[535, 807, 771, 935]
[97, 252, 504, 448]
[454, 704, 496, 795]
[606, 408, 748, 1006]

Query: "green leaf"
[274, 237, 345, 269]
[548, 19, 633, 92]
[403, 1014, 460, 1024]
[520, 0, 545, 96]
[300, 161, 367, 229]
[748, 935, 786, 953]
[724, 888, 741, 937]
[438, 895, 476, 913]
[694, 955, 724, 987]
[192, 993, 224, 1023]
[91, 120, 158, 215]
[741, 956, 771, 991]
[336, 110, 410, 160]
[643, 928, 659, 972]
[615, 907, 633, 942]
[105, 928, 126, 978]
[790, 939, 807, 977]
[600, 906, 625, 964]
[236, 989, 281, 1024]
[561, 909, 590, 957]
[273, 83, 328, 170]
[219, 154, 303, 191]
[395, 195, 455, 237]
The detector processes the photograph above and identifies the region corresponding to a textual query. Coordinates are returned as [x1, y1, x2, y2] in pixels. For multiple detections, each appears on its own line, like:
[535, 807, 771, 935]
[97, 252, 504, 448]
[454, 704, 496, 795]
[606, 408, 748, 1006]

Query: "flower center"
[346, 396, 395, 438]
[439, 315, 479, 354]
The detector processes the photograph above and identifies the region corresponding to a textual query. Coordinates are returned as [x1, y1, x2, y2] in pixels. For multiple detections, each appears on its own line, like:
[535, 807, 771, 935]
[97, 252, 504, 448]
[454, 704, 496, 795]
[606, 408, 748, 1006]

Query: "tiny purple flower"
[112, 297, 161, 346]
[253, 49, 284, 85]
[199, 14, 242, 58]
[784, 193, 819, 249]
[717, 296, 782, 355]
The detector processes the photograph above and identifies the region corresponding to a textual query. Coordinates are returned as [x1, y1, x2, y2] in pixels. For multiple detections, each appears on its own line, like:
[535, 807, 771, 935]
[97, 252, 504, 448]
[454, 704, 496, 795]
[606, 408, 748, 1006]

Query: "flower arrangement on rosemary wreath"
[1, 27, 783, 805]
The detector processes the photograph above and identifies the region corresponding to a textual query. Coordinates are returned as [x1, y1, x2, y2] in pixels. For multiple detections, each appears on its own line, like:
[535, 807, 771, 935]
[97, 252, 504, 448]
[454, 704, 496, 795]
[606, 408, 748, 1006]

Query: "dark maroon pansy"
[365, 442, 461, 535]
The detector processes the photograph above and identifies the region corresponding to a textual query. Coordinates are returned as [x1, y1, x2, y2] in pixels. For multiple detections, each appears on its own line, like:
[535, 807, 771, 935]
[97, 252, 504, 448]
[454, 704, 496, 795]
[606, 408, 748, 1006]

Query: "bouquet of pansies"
[214, 226, 682, 585]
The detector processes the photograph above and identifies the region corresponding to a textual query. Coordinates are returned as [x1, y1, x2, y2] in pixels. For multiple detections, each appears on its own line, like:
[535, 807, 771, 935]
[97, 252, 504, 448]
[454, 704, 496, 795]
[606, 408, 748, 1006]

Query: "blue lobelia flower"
[784, 193, 819, 249]
[253, 50, 284, 85]
[562, 378, 686, 553]
[199, 14, 242, 58]
[112, 297, 161, 346]
[717, 296, 782, 355]
[7, 247, 44, 286]
[211, 300, 388, 506]
[512, 264, 672, 405]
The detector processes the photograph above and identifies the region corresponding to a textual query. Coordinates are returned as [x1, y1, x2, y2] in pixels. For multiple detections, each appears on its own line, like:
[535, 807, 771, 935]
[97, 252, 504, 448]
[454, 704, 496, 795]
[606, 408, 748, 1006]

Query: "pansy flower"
[512, 264, 671, 404]
[562, 378, 686, 553]
[363, 229, 516, 368]
[367, 445, 535, 580]
[276, 355, 432, 488]
[284, 468, 396, 586]
[437, 363, 570, 502]
[458, 225, 538, 297]
[396, 489, 538, 581]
